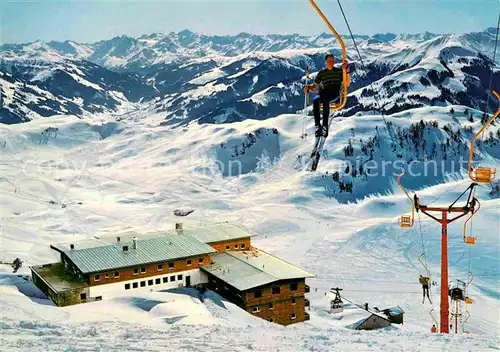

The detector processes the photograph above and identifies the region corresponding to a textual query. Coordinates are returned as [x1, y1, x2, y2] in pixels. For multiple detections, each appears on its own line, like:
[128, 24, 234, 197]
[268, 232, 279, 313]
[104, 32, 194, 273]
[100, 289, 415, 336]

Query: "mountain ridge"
[0, 27, 498, 125]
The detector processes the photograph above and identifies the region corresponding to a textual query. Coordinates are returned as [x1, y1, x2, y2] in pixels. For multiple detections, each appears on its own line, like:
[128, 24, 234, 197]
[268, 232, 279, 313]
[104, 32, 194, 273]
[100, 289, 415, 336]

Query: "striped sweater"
[314, 67, 343, 91]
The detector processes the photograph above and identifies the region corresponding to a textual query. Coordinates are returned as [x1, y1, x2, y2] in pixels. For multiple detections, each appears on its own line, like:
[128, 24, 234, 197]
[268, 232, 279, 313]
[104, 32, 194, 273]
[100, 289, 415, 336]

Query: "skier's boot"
[315, 125, 322, 138]
[322, 126, 329, 137]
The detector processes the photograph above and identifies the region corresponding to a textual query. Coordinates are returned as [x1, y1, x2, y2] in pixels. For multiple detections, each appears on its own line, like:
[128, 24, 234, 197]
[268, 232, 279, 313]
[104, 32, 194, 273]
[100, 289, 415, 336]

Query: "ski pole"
[303, 65, 310, 140]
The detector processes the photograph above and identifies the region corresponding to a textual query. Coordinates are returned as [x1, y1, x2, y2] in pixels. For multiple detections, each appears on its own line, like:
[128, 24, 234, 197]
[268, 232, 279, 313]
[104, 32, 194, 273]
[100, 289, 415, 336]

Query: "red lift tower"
[398, 174, 479, 334]
[414, 184, 478, 334]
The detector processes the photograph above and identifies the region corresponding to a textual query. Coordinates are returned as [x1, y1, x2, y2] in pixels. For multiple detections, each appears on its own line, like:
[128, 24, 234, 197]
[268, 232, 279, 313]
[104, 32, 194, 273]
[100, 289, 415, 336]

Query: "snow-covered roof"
[202, 249, 315, 291]
[182, 223, 257, 244]
[382, 306, 405, 316]
[350, 311, 391, 330]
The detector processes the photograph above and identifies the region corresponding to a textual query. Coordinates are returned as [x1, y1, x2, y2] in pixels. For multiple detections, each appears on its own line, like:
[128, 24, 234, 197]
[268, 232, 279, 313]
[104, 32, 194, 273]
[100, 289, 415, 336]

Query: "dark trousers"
[313, 88, 340, 128]
[422, 285, 431, 302]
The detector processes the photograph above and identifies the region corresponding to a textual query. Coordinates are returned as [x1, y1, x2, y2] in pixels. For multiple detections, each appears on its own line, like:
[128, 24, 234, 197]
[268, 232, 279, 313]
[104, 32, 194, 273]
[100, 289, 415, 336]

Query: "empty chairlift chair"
[468, 90, 500, 184]
[397, 172, 414, 228]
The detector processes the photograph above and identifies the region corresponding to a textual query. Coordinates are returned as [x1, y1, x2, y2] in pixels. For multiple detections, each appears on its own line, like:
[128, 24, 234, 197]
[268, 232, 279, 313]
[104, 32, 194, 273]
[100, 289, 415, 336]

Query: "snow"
[189, 68, 226, 85]
[181, 81, 231, 100]
[31, 67, 57, 82]
[64, 70, 104, 91]
[0, 77, 17, 106]
[104, 56, 129, 68]
[227, 67, 254, 79]
[0, 104, 499, 350]
[67, 41, 94, 59]
[137, 38, 160, 46]
[241, 85, 288, 106]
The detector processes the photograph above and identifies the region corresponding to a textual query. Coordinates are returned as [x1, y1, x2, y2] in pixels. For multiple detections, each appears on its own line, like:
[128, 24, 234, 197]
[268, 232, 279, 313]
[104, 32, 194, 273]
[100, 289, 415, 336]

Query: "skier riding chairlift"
[419, 274, 432, 304]
[303, 54, 350, 138]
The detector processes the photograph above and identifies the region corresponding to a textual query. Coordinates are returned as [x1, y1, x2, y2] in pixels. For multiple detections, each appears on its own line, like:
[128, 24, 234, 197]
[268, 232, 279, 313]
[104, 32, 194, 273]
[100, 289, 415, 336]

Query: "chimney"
[364, 303, 369, 311]
[70, 244, 74, 250]
[132, 236, 138, 249]
[117, 236, 120, 243]
[175, 223, 183, 231]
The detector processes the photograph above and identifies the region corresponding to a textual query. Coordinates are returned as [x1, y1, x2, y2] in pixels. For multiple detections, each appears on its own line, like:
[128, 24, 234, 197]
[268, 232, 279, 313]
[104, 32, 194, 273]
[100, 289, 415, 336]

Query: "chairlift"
[397, 172, 414, 228]
[468, 90, 499, 183]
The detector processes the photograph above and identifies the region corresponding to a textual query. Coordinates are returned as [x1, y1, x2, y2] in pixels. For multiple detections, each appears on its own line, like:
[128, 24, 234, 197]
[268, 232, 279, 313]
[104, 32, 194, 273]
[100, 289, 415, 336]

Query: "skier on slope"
[303, 54, 350, 138]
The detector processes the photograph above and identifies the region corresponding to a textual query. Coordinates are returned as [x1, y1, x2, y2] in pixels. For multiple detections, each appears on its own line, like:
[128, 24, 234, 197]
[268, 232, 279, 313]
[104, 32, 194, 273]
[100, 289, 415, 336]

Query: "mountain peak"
[178, 29, 195, 36]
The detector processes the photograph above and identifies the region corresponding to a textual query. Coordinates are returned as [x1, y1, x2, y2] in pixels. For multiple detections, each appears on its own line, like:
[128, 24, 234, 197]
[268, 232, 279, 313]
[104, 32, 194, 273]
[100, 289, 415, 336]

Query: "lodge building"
[30, 222, 314, 326]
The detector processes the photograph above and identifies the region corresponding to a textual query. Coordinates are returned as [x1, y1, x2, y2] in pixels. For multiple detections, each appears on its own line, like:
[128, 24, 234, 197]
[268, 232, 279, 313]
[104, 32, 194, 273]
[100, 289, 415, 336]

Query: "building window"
[254, 290, 262, 298]
[252, 306, 260, 313]
[170, 275, 175, 282]
[292, 298, 296, 305]
[272, 286, 280, 294]
[268, 303, 273, 310]
[186, 259, 192, 266]
[163, 277, 168, 283]
[133, 282, 138, 289]
[141, 267, 147, 274]
[96, 296, 102, 301]
[290, 283, 298, 291]
[157, 264, 163, 271]
[291, 313, 296, 320]
[198, 257, 203, 263]
[226, 245, 230, 250]
[125, 283, 130, 290]
[114, 271, 120, 278]
[94, 275, 100, 282]
[155, 278, 161, 285]
[140, 281, 146, 287]
[269, 318, 273, 322]
[148, 279, 153, 286]
[234, 244, 238, 249]
[241, 243, 246, 249]
[80, 293, 86, 300]
[104, 274, 109, 279]
[133, 268, 139, 275]
[168, 262, 174, 270]
[177, 274, 183, 281]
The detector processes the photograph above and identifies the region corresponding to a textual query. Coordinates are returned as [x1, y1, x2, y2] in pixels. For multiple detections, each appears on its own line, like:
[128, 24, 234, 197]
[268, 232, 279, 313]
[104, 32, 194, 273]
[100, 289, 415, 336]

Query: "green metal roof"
[181, 223, 256, 243]
[202, 249, 315, 291]
[52, 234, 216, 274]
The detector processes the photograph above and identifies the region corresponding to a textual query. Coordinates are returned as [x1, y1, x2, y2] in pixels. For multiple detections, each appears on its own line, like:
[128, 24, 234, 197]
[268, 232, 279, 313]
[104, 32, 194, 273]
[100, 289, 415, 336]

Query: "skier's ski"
[308, 136, 326, 171]
[302, 135, 322, 171]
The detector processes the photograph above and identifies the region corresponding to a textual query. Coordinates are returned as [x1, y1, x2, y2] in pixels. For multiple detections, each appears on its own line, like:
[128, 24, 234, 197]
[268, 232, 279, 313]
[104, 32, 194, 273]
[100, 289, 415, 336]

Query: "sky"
[1, 0, 499, 44]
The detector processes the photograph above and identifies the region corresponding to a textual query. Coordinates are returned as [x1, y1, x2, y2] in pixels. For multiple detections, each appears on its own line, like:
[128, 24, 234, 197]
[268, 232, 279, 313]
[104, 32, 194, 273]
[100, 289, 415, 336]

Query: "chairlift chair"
[397, 172, 415, 228]
[468, 90, 500, 183]
[307, 0, 351, 112]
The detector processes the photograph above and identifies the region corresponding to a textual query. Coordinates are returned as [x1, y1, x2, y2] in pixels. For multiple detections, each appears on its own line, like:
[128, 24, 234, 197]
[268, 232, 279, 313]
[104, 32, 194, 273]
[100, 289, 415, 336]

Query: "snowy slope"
[0, 105, 499, 350]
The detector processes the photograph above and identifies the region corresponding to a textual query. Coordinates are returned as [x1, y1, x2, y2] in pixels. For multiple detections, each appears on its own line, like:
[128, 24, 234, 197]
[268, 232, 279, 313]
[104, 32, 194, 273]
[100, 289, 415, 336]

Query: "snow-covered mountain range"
[1, 28, 499, 124]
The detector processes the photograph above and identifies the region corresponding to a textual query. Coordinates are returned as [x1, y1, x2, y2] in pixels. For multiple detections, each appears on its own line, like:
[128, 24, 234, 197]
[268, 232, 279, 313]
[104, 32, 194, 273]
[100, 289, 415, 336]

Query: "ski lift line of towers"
[396, 89, 500, 335]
